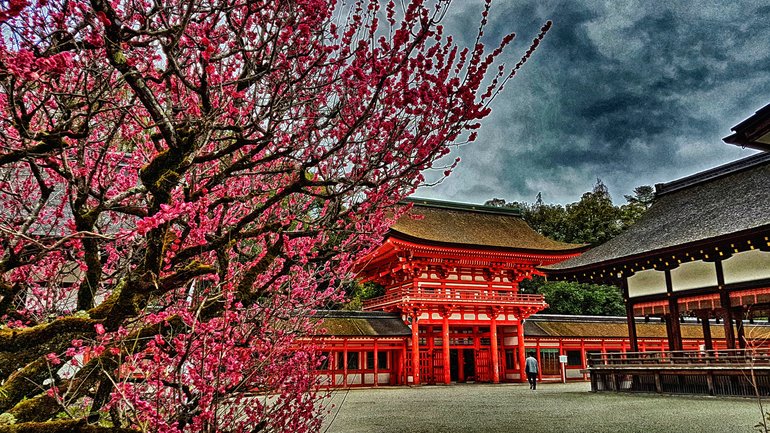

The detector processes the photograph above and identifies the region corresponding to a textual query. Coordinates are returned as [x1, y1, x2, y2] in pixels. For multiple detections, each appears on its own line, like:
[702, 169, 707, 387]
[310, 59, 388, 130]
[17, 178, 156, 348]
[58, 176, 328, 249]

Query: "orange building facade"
[310, 198, 759, 389]
[355, 198, 586, 384]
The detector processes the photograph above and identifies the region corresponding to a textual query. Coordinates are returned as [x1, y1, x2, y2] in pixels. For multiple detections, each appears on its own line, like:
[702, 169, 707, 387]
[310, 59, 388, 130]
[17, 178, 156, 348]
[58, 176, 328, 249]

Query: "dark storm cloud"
[418, 0, 770, 204]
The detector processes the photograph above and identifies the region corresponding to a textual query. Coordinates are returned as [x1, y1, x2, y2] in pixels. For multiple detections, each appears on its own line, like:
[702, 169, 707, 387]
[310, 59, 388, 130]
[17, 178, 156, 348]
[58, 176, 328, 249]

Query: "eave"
[544, 225, 770, 284]
[387, 230, 588, 258]
[723, 103, 770, 151]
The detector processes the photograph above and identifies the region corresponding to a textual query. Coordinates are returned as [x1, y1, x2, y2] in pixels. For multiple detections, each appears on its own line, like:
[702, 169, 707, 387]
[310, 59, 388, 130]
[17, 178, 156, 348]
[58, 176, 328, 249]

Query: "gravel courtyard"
[320, 382, 764, 433]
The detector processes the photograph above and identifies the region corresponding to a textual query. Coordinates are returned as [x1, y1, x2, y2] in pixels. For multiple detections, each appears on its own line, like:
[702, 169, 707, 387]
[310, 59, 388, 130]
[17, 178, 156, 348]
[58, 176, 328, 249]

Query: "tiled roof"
[391, 198, 585, 252]
[525, 314, 770, 340]
[545, 153, 770, 272]
[314, 311, 411, 337]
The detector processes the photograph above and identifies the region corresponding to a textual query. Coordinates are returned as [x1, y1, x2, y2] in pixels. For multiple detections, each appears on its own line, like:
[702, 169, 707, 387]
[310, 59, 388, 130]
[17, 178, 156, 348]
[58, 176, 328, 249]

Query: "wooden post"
[374, 341, 379, 387]
[400, 343, 407, 385]
[664, 312, 683, 353]
[427, 324, 434, 384]
[716, 260, 736, 349]
[580, 339, 587, 380]
[535, 339, 542, 381]
[411, 312, 420, 385]
[701, 316, 713, 351]
[706, 372, 715, 396]
[442, 311, 451, 384]
[665, 270, 683, 352]
[517, 317, 526, 383]
[621, 278, 639, 352]
[343, 339, 348, 388]
[490, 311, 500, 384]
[736, 310, 746, 349]
[473, 325, 479, 381]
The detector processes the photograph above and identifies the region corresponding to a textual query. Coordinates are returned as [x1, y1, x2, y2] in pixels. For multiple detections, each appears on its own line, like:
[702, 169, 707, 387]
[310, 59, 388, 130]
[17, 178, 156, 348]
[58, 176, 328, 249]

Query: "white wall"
[723, 249, 770, 284]
[670, 260, 717, 291]
[627, 269, 666, 298]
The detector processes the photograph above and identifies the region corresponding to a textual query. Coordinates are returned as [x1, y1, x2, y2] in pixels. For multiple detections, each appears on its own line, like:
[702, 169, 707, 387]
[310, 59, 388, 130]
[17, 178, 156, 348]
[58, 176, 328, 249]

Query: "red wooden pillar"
[580, 339, 587, 380]
[400, 343, 407, 385]
[343, 338, 348, 387]
[442, 311, 451, 384]
[472, 325, 479, 381]
[535, 339, 542, 381]
[517, 318, 526, 383]
[374, 341, 379, 387]
[490, 311, 500, 384]
[411, 311, 420, 385]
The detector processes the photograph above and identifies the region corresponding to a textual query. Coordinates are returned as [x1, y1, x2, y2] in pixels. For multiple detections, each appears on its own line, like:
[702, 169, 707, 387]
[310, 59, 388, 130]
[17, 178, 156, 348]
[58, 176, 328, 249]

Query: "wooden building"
[312, 311, 759, 386]
[311, 311, 411, 388]
[354, 198, 585, 384]
[545, 152, 770, 353]
[542, 105, 770, 396]
[335, 194, 770, 388]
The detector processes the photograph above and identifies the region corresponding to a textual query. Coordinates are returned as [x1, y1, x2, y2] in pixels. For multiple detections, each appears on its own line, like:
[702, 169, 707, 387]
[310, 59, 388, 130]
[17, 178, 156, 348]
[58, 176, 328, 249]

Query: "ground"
[320, 382, 764, 433]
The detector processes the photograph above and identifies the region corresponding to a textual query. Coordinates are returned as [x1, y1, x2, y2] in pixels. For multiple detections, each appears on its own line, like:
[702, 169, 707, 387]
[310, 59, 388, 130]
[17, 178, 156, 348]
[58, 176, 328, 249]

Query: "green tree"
[484, 197, 522, 210]
[562, 179, 623, 245]
[620, 185, 655, 227]
[523, 193, 570, 243]
[519, 276, 624, 316]
[488, 181, 653, 246]
[343, 281, 386, 310]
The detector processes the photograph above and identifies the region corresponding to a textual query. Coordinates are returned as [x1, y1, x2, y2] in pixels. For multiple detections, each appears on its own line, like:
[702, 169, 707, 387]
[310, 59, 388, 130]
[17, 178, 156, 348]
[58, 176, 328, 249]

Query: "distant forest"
[485, 180, 654, 246]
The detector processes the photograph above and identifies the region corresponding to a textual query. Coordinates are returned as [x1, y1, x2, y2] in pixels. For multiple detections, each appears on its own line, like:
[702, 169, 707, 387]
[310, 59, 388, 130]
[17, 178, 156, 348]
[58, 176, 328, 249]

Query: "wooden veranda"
[587, 349, 770, 397]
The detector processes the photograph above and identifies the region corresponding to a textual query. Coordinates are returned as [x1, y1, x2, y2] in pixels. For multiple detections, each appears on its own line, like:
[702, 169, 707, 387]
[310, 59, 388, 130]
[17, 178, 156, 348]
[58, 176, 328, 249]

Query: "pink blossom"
[46, 352, 62, 365]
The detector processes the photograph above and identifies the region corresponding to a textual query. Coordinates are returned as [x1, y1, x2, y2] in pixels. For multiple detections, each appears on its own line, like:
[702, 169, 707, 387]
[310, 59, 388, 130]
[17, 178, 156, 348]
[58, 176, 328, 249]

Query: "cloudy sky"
[417, 0, 770, 205]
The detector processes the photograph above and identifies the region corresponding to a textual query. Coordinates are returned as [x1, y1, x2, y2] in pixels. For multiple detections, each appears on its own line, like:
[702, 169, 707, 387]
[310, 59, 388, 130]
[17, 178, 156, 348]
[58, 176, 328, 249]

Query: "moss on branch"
[0, 419, 138, 433]
[0, 358, 49, 413]
[0, 318, 96, 354]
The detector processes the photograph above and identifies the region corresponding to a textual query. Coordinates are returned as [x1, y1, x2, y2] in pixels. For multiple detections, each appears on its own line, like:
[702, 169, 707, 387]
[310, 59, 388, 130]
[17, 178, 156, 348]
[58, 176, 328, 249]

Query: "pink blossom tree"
[0, 0, 548, 431]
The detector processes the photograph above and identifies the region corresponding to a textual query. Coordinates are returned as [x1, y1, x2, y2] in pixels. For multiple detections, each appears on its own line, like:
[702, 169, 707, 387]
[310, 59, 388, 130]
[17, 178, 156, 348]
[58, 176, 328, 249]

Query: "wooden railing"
[587, 348, 770, 396]
[588, 348, 770, 368]
[363, 289, 545, 310]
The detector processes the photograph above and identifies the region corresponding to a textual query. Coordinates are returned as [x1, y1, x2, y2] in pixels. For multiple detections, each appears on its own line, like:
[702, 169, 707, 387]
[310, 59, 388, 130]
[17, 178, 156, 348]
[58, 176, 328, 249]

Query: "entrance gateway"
[357, 198, 586, 384]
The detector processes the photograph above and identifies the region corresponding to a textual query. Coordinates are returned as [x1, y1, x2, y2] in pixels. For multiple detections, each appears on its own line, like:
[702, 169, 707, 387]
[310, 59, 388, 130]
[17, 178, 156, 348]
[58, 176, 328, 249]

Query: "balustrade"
[588, 348, 770, 368]
[362, 288, 545, 309]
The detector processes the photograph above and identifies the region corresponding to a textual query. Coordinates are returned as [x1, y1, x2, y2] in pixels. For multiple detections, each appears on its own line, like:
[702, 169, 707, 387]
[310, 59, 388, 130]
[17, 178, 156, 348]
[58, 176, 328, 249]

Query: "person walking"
[525, 352, 539, 390]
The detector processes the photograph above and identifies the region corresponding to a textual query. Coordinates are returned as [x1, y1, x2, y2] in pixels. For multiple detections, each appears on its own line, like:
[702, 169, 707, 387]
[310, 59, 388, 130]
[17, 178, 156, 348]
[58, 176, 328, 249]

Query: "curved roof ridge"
[403, 196, 522, 216]
[391, 201, 585, 253]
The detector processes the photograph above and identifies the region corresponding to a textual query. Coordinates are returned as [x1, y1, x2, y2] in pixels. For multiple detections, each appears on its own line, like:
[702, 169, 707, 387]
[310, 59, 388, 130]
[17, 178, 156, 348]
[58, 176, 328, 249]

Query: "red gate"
[475, 349, 491, 382]
[419, 350, 434, 384]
